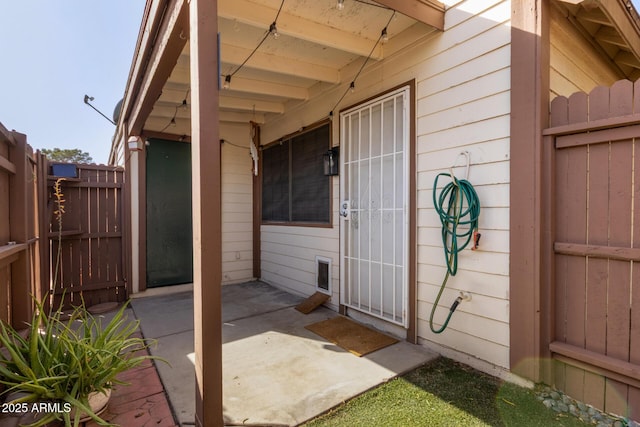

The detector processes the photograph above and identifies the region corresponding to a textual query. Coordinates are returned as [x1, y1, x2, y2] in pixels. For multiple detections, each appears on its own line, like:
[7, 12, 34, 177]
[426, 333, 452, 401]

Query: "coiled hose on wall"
[430, 172, 481, 334]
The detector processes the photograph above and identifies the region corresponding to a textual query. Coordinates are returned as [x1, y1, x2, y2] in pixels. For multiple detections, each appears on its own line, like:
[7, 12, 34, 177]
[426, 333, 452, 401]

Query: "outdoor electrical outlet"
[460, 291, 472, 302]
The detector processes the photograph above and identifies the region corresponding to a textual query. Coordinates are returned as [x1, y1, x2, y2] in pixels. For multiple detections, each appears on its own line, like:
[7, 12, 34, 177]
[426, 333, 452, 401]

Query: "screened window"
[262, 123, 331, 224]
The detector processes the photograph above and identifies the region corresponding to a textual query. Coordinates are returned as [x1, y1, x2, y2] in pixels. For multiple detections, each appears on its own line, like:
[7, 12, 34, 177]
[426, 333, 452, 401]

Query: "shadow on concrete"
[131, 281, 436, 426]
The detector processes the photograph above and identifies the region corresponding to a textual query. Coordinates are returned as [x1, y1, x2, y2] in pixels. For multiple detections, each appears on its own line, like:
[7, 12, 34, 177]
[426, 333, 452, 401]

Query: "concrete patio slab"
[131, 281, 437, 426]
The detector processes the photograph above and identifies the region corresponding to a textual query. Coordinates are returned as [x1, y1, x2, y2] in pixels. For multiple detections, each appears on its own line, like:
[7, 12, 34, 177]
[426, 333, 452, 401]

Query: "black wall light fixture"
[323, 146, 340, 176]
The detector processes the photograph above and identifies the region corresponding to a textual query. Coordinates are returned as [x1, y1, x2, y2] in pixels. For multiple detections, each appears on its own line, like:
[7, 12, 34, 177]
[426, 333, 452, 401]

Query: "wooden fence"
[1, 120, 130, 326]
[544, 79, 640, 419]
[0, 123, 41, 327]
[43, 161, 128, 309]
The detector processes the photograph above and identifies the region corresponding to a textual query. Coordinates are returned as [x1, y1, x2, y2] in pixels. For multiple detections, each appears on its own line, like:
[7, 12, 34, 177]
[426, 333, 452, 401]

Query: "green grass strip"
[303, 358, 588, 427]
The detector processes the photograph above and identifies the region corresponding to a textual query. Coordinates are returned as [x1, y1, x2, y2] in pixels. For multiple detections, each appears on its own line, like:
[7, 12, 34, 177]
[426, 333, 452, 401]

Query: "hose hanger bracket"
[449, 150, 470, 183]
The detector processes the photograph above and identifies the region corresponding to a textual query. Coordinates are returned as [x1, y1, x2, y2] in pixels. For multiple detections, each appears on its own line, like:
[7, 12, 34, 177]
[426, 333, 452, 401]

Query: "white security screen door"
[340, 86, 409, 327]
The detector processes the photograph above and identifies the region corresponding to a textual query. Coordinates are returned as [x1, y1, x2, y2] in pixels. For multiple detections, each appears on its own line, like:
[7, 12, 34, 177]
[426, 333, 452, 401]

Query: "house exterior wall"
[549, 4, 621, 98]
[260, 0, 512, 372]
[220, 122, 255, 284]
[415, 0, 511, 370]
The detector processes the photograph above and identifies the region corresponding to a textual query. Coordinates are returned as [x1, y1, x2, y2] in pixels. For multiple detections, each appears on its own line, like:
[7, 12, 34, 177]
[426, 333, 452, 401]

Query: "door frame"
[338, 80, 416, 343]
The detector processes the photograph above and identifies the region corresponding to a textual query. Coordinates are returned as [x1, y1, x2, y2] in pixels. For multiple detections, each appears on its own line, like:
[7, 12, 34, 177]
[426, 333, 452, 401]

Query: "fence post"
[122, 164, 132, 297]
[8, 132, 32, 325]
[36, 152, 50, 312]
[25, 146, 41, 307]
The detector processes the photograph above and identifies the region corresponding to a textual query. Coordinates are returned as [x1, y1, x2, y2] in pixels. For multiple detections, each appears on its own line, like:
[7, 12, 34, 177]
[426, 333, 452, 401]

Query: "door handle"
[340, 200, 350, 219]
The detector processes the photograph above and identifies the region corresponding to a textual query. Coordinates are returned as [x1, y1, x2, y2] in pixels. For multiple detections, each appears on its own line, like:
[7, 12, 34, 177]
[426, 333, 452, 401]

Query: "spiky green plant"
[0, 298, 163, 427]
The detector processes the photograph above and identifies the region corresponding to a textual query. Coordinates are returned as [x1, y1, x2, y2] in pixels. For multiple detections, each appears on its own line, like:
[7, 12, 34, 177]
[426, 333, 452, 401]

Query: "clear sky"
[1, 1, 640, 164]
[1, 1, 145, 164]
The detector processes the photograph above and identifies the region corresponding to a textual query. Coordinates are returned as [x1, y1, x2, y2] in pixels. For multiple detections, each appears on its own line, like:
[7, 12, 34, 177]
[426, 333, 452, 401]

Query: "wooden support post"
[189, 0, 223, 425]
[122, 140, 133, 298]
[251, 122, 261, 279]
[138, 138, 147, 293]
[510, 0, 551, 383]
[9, 132, 31, 326]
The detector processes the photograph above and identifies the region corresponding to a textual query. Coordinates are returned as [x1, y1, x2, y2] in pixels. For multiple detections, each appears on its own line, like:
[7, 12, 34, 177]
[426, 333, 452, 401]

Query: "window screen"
[262, 123, 331, 224]
[262, 141, 289, 221]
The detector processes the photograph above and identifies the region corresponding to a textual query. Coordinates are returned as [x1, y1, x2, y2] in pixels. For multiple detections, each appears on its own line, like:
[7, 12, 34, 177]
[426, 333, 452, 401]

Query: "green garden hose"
[429, 172, 481, 334]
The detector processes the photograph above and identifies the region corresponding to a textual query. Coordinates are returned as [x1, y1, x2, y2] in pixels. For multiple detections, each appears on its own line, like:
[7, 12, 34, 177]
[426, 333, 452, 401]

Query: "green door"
[146, 139, 193, 287]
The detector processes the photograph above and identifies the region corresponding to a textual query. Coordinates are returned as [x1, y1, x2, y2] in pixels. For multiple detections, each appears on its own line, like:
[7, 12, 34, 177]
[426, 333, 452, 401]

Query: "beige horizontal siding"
[260, 220, 340, 303]
[417, 318, 509, 368]
[418, 263, 510, 299]
[419, 68, 510, 116]
[221, 123, 254, 284]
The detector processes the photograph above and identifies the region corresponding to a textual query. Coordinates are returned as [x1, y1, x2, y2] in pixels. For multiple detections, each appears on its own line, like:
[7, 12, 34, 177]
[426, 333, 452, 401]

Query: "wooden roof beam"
[576, 6, 613, 25]
[218, 0, 384, 60]
[597, 0, 640, 68]
[595, 25, 627, 47]
[149, 102, 191, 119]
[220, 77, 309, 101]
[164, 79, 309, 102]
[145, 110, 267, 128]
[615, 50, 640, 68]
[219, 96, 285, 114]
[220, 43, 341, 83]
[375, 0, 444, 31]
[147, 110, 267, 127]
[219, 111, 266, 124]
[143, 116, 190, 132]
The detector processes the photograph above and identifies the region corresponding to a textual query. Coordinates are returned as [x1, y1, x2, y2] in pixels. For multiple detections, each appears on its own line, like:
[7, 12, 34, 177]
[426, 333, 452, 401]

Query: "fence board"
[550, 95, 569, 127]
[555, 148, 580, 343]
[568, 91, 588, 124]
[0, 155, 15, 175]
[565, 365, 585, 403]
[554, 243, 640, 261]
[98, 169, 112, 303]
[550, 342, 640, 382]
[631, 385, 640, 421]
[545, 114, 640, 137]
[89, 172, 100, 293]
[606, 379, 629, 419]
[610, 80, 633, 117]
[37, 154, 49, 310]
[589, 86, 611, 121]
[553, 160, 568, 343]
[0, 267, 9, 323]
[556, 125, 640, 148]
[607, 141, 633, 364]
[0, 136, 10, 268]
[559, 145, 587, 346]
[554, 136, 589, 401]
[583, 370, 605, 410]
[585, 143, 609, 359]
